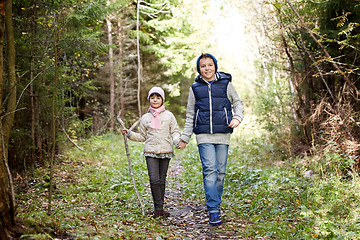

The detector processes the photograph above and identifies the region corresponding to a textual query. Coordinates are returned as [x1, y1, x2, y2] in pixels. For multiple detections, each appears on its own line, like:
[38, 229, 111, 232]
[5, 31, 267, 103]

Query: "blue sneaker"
[209, 212, 222, 225]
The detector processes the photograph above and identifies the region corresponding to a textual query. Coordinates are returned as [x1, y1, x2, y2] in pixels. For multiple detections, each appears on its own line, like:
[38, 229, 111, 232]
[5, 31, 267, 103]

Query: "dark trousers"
[146, 156, 170, 210]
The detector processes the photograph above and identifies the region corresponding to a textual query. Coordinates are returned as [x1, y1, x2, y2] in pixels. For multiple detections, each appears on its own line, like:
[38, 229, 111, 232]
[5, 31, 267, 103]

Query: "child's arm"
[169, 113, 181, 148]
[124, 117, 147, 142]
[179, 88, 195, 144]
[227, 82, 244, 124]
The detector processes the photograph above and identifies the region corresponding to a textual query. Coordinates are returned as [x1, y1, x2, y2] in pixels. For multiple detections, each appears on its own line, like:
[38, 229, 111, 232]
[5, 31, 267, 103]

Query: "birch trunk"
[136, 0, 142, 119]
[107, 16, 115, 129]
[117, 20, 125, 119]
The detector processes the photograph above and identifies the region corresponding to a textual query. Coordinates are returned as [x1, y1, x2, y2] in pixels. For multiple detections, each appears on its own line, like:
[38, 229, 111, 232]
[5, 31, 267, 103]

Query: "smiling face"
[149, 94, 163, 109]
[199, 57, 216, 82]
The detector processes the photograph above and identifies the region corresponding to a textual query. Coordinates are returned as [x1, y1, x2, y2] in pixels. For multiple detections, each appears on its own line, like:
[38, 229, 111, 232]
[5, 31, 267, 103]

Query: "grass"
[16, 130, 360, 239]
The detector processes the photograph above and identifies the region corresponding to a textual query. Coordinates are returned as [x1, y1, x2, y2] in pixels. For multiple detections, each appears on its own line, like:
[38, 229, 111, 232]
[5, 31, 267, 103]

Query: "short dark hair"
[149, 92, 163, 105]
[149, 92, 162, 99]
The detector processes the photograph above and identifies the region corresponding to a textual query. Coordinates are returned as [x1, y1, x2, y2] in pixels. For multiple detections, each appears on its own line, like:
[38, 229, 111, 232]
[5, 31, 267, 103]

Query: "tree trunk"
[117, 20, 125, 119]
[30, 46, 35, 172]
[0, 149, 17, 239]
[106, 12, 115, 129]
[136, 0, 142, 119]
[48, 30, 59, 215]
[2, 0, 16, 151]
[0, 1, 18, 238]
[35, 99, 43, 163]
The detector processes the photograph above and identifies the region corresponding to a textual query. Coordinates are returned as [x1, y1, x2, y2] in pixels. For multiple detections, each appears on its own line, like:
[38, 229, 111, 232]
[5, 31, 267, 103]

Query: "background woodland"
[1, 0, 360, 239]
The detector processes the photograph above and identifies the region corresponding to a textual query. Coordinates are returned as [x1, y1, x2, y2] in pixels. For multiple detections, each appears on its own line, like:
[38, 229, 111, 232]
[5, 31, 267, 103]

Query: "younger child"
[122, 87, 180, 218]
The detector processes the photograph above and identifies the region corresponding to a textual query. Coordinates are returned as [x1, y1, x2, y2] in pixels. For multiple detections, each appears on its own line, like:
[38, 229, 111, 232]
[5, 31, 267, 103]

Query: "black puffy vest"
[191, 72, 233, 134]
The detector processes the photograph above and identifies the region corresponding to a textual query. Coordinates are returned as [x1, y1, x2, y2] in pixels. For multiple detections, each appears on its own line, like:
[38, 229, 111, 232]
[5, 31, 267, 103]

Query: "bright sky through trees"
[208, 1, 261, 97]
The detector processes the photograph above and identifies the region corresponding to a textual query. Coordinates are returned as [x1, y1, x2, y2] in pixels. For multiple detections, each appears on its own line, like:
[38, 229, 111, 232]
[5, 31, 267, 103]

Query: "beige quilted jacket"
[128, 109, 180, 155]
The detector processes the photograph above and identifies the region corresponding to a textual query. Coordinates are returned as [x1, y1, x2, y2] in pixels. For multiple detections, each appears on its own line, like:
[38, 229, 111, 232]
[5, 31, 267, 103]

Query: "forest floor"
[14, 132, 360, 239]
[15, 156, 250, 240]
[155, 157, 248, 239]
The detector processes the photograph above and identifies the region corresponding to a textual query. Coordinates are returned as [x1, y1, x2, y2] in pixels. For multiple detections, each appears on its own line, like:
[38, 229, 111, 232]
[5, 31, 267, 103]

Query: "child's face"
[149, 94, 163, 109]
[199, 57, 216, 81]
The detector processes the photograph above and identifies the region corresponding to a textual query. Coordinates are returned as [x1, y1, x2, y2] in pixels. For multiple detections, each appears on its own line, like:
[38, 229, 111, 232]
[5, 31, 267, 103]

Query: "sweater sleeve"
[128, 116, 147, 142]
[170, 113, 181, 147]
[180, 87, 195, 143]
[227, 82, 244, 123]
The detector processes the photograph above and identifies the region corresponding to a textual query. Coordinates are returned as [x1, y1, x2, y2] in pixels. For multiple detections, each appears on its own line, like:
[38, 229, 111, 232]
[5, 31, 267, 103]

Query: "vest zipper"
[224, 107, 229, 125]
[208, 84, 213, 133]
[194, 109, 199, 128]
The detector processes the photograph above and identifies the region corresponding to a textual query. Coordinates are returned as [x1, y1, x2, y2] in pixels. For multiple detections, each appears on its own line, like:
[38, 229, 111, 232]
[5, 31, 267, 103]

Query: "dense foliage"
[9, 0, 201, 173]
[251, 0, 360, 166]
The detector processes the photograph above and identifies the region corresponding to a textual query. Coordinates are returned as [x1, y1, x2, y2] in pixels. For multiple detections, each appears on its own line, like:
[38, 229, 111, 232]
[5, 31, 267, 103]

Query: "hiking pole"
[116, 112, 145, 216]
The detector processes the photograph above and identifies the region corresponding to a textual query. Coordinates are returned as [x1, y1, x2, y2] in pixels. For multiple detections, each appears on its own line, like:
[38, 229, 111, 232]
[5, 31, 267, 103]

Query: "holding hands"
[177, 140, 187, 149]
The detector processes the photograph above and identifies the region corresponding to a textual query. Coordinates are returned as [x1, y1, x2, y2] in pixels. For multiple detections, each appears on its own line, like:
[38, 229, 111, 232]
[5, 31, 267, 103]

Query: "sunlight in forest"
[206, 1, 264, 138]
[213, 9, 257, 78]
[185, 0, 261, 84]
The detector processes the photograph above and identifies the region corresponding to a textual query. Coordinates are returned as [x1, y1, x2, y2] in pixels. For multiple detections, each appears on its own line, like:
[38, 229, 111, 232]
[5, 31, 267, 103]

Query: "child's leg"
[158, 158, 170, 205]
[146, 157, 162, 211]
[198, 143, 228, 225]
[215, 144, 229, 201]
[198, 144, 219, 212]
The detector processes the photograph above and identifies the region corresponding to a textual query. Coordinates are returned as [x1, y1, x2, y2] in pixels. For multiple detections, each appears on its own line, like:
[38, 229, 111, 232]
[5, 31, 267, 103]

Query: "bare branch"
[116, 111, 145, 216]
[62, 127, 84, 151]
[16, 65, 53, 108]
[285, 0, 360, 97]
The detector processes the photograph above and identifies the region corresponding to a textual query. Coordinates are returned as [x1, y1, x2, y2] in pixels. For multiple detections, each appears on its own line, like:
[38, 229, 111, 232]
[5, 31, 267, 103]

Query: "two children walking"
[122, 53, 244, 226]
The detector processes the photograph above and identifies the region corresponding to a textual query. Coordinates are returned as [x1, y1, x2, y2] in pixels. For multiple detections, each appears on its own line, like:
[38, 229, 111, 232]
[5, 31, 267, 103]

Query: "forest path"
[15, 143, 251, 239]
[159, 157, 247, 239]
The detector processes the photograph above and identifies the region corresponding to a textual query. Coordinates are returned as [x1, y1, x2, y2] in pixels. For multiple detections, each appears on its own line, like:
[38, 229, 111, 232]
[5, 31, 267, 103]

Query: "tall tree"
[3, 0, 16, 155]
[0, 0, 19, 238]
[107, 0, 116, 129]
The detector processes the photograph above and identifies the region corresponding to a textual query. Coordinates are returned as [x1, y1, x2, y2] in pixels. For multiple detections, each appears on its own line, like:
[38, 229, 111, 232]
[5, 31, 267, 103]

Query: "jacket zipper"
[224, 107, 229, 125]
[194, 109, 199, 128]
[208, 84, 213, 133]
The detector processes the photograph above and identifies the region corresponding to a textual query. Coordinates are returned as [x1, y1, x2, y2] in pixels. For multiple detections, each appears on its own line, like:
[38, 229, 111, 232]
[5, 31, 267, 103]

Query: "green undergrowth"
[16, 132, 360, 239]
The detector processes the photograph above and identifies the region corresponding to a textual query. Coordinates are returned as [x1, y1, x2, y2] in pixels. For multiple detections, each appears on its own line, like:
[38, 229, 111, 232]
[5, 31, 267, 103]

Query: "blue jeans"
[198, 144, 229, 213]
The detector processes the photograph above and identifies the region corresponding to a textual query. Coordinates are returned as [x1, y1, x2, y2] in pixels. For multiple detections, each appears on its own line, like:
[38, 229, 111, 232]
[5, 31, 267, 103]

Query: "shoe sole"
[210, 221, 222, 225]
[209, 218, 222, 225]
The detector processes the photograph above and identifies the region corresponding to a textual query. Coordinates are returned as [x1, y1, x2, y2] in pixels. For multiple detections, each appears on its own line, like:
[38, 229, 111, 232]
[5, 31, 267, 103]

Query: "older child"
[122, 87, 180, 218]
[177, 53, 244, 225]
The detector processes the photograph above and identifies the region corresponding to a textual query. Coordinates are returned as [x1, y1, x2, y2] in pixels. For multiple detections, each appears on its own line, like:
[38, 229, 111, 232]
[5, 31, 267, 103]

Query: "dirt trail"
[161, 158, 246, 239]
